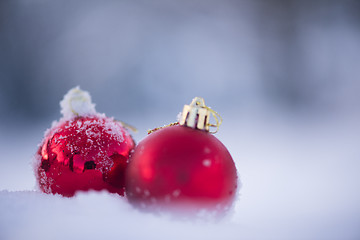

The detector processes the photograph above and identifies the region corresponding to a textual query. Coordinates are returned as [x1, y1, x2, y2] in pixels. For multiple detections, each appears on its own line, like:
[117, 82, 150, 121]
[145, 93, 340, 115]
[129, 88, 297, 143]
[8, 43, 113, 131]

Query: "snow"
[60, 86, 97, 120]
[0, 190, 237, 240]
[1, 111, 360, 240]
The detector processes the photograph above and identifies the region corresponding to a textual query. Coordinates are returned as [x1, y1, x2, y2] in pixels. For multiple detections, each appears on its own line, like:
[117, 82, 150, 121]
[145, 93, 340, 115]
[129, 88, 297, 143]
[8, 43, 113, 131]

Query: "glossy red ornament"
[126, 98, 237, 212]
[35, 87, 135, 197]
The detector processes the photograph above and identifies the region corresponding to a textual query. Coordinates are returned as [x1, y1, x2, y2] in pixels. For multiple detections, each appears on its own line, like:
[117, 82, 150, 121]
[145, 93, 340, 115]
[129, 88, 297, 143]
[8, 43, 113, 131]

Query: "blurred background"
[1, 0, 359, 123]
[0, 0, 360, 239]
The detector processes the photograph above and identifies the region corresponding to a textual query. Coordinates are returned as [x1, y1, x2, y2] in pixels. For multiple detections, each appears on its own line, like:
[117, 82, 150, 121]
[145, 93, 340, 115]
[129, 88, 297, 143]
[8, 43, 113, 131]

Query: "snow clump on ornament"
[35, 87, 135, 197]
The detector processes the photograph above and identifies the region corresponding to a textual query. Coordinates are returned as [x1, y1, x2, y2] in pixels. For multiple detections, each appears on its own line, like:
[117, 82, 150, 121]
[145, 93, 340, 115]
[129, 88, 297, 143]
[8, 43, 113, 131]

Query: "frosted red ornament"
[35, 87, 135, 197]
[126, 97, 238, 212]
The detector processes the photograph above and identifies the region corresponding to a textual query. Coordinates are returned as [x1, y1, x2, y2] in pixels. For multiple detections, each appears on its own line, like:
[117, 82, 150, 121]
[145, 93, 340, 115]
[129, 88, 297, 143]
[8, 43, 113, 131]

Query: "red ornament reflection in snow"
[35, 87, 135, 197]
[126, 97, 238, 213]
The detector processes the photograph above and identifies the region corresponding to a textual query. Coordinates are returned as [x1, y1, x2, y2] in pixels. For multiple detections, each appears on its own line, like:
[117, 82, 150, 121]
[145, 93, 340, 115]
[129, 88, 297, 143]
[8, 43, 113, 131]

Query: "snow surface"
[1, 111, 360, 240]
[60, 86, 97, 120]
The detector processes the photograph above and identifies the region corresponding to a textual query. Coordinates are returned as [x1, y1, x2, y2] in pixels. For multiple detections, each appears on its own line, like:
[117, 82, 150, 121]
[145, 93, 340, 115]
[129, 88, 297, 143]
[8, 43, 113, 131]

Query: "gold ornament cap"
[179, 97, 222, 133]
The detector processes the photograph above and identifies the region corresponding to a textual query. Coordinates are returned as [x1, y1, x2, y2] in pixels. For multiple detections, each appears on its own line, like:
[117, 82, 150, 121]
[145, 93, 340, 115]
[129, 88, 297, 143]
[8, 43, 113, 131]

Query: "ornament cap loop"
[179, 97, 222, 133]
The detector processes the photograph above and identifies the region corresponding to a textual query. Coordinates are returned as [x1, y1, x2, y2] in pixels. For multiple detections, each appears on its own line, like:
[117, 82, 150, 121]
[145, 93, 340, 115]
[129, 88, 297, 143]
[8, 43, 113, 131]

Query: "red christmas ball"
[36, 115, 135, 197]
[35, 87, 135, 197]
[36, 116, 134, 197]
[126, 125, 238, 212]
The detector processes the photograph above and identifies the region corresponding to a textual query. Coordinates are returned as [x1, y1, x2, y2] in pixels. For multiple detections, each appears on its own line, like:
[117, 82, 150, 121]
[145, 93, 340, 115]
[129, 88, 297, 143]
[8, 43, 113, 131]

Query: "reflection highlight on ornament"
[141, 167, 154, 181]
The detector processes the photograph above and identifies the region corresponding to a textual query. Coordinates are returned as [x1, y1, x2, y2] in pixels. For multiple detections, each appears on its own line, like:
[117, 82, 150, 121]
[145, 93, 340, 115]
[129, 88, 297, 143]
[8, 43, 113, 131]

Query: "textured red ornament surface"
[126, 125, 237, 210]
[36, 115, 135, 197]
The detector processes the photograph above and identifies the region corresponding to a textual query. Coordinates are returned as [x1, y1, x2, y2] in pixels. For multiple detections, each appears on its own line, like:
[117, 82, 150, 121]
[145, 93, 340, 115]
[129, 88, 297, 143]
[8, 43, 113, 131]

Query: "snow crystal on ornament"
[60, 86, 96, 120]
